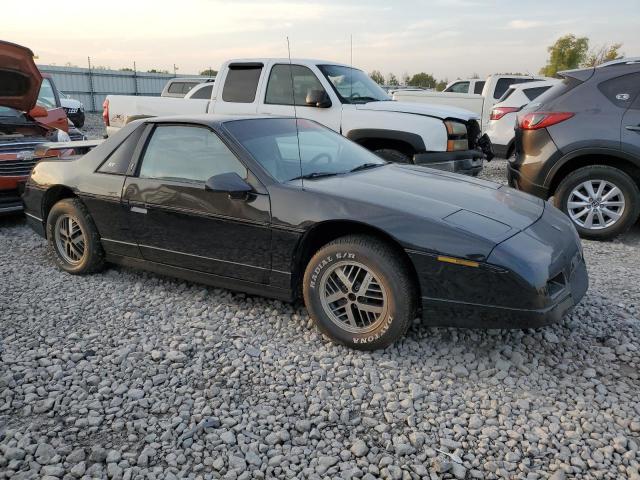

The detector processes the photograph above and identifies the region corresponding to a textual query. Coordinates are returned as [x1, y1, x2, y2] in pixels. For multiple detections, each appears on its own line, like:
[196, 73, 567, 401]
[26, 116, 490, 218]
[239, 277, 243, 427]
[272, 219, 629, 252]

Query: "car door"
[258, 63, 342, 132]
[621, 75, 640, 159]
[122, 123, 272, 283]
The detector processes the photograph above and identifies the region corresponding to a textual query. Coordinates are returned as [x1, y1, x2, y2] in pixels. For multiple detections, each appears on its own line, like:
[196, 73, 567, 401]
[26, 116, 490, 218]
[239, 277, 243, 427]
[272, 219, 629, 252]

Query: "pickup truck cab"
[443, 78, 486, 95]
[104, 59, 492, 176]
[393, 74, 550, 131]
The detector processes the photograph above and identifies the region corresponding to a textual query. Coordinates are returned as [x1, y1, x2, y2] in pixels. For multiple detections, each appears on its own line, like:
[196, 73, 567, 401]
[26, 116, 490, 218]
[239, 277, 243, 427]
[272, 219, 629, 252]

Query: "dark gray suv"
[509, 58, 640, 240]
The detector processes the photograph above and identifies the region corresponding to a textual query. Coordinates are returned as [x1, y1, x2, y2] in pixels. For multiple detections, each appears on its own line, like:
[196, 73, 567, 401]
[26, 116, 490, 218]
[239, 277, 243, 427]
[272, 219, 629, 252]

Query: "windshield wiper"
[290, 171, 340, 181]
[349, 162, 387, 173]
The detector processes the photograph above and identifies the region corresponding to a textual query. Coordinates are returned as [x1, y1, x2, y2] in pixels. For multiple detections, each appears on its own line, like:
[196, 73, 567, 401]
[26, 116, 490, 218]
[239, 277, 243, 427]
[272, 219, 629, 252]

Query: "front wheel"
[555, 165, 640, 240]
[303, 235, 417, 350]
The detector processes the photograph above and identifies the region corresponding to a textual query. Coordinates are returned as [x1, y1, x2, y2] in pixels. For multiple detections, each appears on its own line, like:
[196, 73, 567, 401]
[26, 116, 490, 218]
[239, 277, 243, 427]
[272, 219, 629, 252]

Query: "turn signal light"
[518, 112, 574, 130]
[490, 107, 520, 121]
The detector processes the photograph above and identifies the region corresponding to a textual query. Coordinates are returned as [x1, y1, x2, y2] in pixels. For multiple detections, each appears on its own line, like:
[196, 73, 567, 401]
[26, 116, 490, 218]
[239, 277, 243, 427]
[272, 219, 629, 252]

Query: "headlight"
[444, 120, 469, 151]
[57, 130, 71, 142]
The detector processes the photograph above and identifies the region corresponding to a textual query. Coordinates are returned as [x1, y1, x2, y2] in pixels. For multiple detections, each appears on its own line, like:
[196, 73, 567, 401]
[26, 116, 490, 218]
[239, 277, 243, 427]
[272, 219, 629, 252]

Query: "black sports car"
[23, 115, 588, 349]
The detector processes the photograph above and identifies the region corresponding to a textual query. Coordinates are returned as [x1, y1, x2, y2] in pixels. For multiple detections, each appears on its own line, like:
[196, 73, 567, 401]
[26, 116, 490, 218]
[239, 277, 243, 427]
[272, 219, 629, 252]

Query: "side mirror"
[28, 105, 48, 118]
[305, 89, 332, 108]
[205, 172, 252, 199]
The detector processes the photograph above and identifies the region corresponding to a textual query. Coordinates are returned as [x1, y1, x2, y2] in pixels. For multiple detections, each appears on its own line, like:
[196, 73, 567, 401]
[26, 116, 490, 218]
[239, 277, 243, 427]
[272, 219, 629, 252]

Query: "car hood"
[0, 41, 42, 112]
[304, 164, 544, 243]
[355, 100, 479, 121]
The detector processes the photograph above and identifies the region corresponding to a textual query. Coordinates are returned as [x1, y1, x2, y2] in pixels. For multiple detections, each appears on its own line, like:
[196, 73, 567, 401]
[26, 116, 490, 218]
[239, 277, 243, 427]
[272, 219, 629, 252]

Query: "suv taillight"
[490, 106, 520, 121]
[102, 99, 110, 127]
[518, 112, 574, 130]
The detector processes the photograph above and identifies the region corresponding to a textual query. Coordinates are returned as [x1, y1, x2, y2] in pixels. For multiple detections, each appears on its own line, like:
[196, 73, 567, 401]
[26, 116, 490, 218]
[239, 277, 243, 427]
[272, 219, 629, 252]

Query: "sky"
[4, 0, 639, 81]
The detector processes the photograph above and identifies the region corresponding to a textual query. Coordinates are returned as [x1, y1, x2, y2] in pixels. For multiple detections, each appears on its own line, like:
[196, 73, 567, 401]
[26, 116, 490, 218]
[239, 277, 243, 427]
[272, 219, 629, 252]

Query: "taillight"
[490, 106, 520, 121]
[102, 99, 110, 127]
[518, 112, 574, 130]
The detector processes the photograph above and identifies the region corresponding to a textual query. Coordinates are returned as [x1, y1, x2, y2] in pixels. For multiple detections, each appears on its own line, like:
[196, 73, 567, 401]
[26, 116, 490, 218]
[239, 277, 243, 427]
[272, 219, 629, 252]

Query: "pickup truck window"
[190, 84, 213, 99]
[494, 78, 536, 100]
[445, 82, 470, 94]
[265, 64, 326, 106]
[318, 65, 389, 104]
[473, 81, 485, 95]
[139, 125, 247, 183]
[222, 65, 263, 103]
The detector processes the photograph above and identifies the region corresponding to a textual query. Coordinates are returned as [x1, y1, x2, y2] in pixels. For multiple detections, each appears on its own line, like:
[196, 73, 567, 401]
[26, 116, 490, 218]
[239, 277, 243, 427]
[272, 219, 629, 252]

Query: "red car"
[0, 40, 70, 214]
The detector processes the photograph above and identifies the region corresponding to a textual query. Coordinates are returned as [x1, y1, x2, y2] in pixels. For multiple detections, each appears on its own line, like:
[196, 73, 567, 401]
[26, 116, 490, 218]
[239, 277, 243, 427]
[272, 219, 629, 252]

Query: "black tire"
[555, 165, 640, 240]
[373, 148, 411, 164]
[303, 235, 417, 350]
[46, 198, 105, 274]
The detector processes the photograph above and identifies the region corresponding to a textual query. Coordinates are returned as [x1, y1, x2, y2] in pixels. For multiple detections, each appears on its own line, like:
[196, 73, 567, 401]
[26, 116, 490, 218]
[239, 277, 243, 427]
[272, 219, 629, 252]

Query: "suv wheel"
[303, 235, 417, 350]
[555, 165, 640, 240]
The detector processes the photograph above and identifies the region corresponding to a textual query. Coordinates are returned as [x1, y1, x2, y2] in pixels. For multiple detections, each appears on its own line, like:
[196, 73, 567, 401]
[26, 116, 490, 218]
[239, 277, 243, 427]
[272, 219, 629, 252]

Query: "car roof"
[146, 114, 293, 128]
[507, 79, 559, 91]
[226, 58, 353, 69]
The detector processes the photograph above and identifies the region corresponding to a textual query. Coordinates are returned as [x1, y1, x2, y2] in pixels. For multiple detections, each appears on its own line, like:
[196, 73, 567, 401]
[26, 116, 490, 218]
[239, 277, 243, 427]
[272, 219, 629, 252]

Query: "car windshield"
[318, 65, 391, 104]
[224, 118, 386, 183]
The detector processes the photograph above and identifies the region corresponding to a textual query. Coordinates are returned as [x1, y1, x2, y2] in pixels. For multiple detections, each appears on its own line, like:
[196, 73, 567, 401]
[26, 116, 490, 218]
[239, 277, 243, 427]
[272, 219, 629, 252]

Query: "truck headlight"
[444, 120, 469, 151]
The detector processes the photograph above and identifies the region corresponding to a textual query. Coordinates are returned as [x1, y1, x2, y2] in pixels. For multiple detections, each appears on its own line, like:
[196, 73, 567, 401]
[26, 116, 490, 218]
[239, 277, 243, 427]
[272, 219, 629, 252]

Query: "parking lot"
[0, 114, 638, 480]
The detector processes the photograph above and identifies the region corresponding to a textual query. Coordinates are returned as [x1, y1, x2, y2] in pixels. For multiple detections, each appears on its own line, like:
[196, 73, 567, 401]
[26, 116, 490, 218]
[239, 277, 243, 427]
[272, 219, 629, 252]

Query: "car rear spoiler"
[557, 67, 594, 82]
[34, 139, 103, 157]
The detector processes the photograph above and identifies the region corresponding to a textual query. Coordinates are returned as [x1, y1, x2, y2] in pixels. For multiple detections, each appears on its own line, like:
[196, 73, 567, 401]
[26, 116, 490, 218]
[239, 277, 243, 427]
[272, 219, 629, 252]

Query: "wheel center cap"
[348, 293, 357, 302]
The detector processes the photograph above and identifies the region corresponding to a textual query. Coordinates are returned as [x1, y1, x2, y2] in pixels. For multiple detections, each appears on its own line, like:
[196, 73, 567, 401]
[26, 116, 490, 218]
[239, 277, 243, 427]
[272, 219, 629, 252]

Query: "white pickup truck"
[393, 74, 550, 131]
[103, 58, 493, 176]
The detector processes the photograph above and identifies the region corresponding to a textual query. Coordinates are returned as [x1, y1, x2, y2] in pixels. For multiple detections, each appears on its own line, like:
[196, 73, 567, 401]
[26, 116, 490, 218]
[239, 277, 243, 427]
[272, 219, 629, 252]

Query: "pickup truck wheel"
[555, 165, 640, 240]
[373, 149, 411, 164]
[47, 198, 105, 274]
[303, 235, 417, 350]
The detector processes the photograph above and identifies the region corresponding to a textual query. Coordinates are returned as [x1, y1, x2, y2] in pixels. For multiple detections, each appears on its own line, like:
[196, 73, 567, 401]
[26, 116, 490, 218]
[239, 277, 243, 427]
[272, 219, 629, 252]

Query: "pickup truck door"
[258, 63, 342, 132]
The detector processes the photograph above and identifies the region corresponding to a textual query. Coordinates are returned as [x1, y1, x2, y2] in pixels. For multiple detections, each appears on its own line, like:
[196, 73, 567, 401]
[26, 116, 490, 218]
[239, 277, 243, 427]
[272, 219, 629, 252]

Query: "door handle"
[130, 206, 147, 214]
[626, 125, 640, 132]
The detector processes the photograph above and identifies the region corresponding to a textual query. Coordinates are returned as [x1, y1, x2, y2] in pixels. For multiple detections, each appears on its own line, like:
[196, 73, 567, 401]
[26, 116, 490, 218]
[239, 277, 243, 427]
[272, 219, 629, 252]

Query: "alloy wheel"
[319, 260, 389, 334]
[567, 179, 626, 230]
[54, 214, 87, 264]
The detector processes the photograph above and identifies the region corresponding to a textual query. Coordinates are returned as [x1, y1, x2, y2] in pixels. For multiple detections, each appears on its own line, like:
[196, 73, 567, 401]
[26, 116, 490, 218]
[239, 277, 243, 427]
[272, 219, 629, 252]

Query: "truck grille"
[0, 141, 43, 153]
[0, 159, 38, 176]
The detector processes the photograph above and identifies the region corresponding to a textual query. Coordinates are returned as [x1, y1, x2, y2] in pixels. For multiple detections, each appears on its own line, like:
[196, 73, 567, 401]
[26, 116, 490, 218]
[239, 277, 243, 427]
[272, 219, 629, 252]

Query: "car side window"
[265, 64, 327, 106]
[139, 125, 247, 183]
[167, 82, 184, 94]
[473, 81, 485, 95]
[98, 124, 146, 175]
[598, 73, 640, 109]
[38, 78, 57, 109]
[190, 85, 213, 99]
[494, 79, 515, 99]
[523, 86, 551, 101]
[222, 65, 263, 103]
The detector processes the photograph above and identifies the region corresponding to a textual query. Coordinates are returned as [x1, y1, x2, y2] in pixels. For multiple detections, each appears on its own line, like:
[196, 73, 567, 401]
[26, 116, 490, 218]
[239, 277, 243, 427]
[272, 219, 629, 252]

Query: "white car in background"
[486, 79, 559, 158]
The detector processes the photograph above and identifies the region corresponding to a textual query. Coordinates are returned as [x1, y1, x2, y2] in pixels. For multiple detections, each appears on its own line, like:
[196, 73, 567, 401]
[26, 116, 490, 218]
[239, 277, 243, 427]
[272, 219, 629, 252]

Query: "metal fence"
[37, 65, 210, 112]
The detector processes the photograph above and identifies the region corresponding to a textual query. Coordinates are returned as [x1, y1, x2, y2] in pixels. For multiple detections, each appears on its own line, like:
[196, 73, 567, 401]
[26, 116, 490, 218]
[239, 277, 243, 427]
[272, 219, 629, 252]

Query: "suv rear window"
[523, 86, 552, 101]
[222, 65, 263, 103]
[493, 78, 537, 100]
[598, 72, 640, 109]
[523, 77, 583, 111]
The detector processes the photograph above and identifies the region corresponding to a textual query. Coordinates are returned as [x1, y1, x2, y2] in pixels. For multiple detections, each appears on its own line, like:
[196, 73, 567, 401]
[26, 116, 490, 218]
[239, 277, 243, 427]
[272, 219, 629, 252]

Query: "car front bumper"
[0, 187, 24, 215]
[410, 204, 589, 329]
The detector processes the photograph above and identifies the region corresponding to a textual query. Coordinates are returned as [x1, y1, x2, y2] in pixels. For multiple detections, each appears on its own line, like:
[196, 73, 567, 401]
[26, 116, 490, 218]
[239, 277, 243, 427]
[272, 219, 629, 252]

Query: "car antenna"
[350, 34, 353, 100]
[287, 36, 304, 185]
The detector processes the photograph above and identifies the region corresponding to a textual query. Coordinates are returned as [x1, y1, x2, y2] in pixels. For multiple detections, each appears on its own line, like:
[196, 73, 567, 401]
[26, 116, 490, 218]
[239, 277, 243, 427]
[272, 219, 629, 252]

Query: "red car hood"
[0, 40, 42, 112]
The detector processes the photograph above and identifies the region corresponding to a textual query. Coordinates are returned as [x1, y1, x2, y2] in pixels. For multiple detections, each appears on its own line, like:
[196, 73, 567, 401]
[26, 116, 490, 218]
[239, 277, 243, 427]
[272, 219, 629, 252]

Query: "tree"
[539, 34, 589, 77]
[584, 43, 623, 67]
[147, 68, 169, 74]
[119, 67, 134, 72]
[369, 70, 385, 85]
[200, 68, 218, 77]
[435, 79, 448, 91]
[408, 72, 437, 89]
[387, 73, 399, 86]
[401, 72, 410, 85]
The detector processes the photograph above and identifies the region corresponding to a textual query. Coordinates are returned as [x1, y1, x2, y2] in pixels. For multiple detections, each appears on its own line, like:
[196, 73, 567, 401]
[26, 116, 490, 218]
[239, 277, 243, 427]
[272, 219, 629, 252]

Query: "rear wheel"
[47, 198, 105, 274]
[373, 149, 411, 164]
[555, 165, 640, 240]
[303, 235, 417, 350]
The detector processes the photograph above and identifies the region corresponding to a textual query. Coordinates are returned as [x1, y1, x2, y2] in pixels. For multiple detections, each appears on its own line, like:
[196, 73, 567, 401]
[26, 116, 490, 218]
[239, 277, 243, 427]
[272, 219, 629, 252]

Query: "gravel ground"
[1, 123, 639, 479]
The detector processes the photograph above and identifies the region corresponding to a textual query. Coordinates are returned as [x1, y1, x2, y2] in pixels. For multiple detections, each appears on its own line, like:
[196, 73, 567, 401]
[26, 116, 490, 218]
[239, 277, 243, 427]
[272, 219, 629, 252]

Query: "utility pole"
[173, 64, 178, 76]
[87, 56, 96, 112]
[133, 61, 138, 96]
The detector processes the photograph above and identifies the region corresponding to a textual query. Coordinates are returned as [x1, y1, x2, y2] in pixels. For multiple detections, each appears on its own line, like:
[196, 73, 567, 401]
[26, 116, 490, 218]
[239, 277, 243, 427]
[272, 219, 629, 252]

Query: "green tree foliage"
[539, 34, 589, 77]
[584, 43, 623, 67]
[147, 68, 170, 74]
[119, 67, 134, 72]
[435, 79, 448, 91]
[387, 73, 399, 86]
[408, 72, 437, 89]
[369, 70, 385, 84]
[200, 69, 218, 77]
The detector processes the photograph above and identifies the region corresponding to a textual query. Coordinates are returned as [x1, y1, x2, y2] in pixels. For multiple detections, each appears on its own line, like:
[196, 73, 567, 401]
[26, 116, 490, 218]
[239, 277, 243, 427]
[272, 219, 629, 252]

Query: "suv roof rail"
[597, 57, 640, 68]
